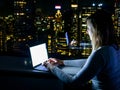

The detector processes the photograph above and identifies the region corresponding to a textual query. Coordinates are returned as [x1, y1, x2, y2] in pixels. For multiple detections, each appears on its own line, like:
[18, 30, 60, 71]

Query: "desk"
[0, 69, 64, 90]
[0, 55, 90, 90]
[0, 55, 63, 90]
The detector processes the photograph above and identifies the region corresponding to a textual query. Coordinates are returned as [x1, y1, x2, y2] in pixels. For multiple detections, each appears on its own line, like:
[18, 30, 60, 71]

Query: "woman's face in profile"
[86, 20, 93, 41]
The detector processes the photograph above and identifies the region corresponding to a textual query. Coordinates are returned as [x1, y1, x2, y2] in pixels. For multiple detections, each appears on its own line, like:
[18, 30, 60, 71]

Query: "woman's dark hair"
[87, 9, 118, 49]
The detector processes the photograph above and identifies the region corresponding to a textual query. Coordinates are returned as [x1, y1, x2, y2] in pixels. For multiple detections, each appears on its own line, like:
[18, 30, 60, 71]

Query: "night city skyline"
[0, 0, 119, 58]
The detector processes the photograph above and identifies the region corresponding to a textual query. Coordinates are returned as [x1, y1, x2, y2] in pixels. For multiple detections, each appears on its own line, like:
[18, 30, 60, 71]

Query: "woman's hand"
[48, 58, 64, 66]
[43, 58, 64, 70]
[43, 60, 54, 70]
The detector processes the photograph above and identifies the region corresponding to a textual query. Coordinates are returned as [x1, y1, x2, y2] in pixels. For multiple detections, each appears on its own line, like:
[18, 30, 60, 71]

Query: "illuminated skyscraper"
[114, 0, 120, 44]
[13, 0, 36, 43]
[0, 18, 7, 52]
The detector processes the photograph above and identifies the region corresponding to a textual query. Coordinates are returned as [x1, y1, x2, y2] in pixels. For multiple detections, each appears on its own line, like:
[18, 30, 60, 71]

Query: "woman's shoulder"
[98, 45, 117, 51]
[95, 45, 120, 55]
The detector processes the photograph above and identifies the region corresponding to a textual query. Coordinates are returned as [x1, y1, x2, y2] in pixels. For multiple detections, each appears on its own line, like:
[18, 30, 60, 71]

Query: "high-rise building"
[114, 0, 120, 44]
[13, 0, 36, 42]
[0, 18, 7, 52]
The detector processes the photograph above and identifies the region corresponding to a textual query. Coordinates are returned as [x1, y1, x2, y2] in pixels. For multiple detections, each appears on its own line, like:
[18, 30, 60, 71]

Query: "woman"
[44, 9, 120, 90]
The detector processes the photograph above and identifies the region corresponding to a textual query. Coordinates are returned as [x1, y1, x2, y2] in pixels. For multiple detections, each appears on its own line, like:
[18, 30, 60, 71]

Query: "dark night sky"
[0, 0, 13, 16]
[0, 0, 115, 16]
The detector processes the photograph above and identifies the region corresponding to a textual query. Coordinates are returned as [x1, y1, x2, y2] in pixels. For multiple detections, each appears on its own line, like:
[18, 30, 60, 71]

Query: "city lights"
[71, 4, 78, 8]
[98, 3, 103, 7]
[92, 3, 95, 6]
[92, 3, 103, 7]
[0, 0, 119, 57]
[55, 5, 61, 9]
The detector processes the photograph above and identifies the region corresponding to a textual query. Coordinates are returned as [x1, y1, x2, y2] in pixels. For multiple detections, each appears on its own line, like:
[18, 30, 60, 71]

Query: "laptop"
[29, 43, 49, 71]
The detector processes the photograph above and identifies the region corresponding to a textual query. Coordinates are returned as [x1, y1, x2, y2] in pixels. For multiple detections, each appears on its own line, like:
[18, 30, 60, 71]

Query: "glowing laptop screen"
[30, 43, 48, 67]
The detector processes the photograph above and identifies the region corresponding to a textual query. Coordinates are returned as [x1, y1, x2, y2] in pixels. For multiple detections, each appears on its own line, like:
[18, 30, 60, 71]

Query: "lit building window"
[92, 3, 95, 7]
[98, 3, 103, 7]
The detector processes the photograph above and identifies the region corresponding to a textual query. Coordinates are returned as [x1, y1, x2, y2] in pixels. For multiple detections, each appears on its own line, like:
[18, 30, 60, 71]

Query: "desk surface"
[0, 55, 53, 78]
[0, 55, 85, 90]
[0, 55, 81, 77]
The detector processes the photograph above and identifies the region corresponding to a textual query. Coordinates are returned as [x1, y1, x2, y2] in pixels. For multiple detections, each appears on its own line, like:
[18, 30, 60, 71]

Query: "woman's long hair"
[87, 9, 118, 50]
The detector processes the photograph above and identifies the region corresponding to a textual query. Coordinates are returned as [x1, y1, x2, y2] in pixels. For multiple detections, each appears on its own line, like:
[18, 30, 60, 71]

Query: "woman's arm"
[63, 59, 86, 67]
[50, 50, 105, 85]
[47, 58, 86, 67]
